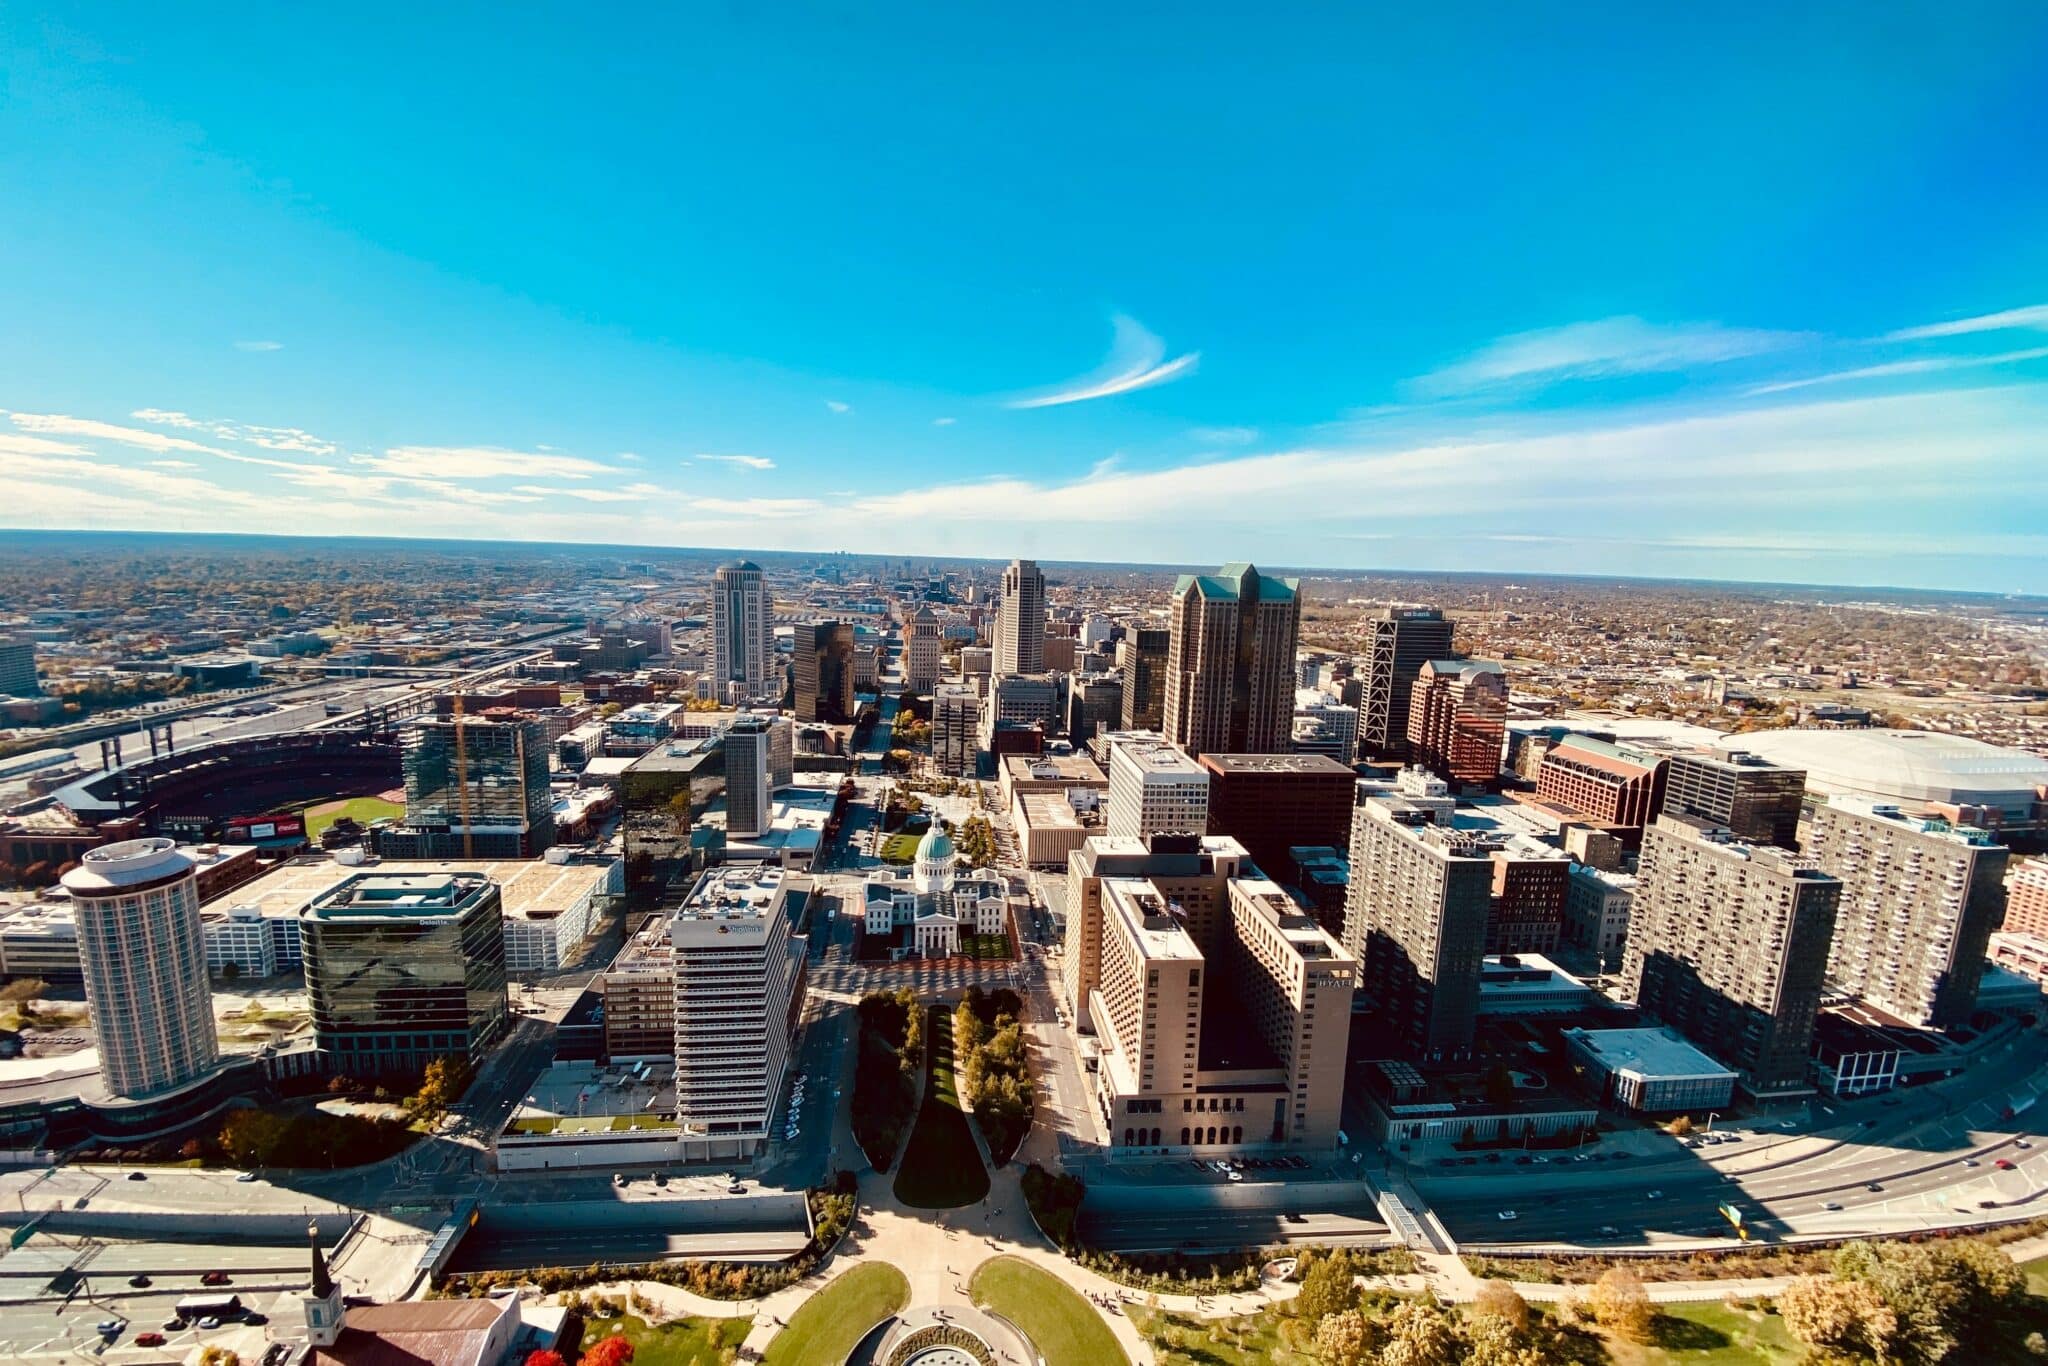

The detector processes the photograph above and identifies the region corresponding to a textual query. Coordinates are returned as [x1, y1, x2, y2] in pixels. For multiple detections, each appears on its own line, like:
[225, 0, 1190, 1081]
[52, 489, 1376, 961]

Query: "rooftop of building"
[1479, 953, 1592, 996]
[1545, 734, 1660, 780]
[1112, 741, 1207, 778]
[1421, 657, 1505, 678]
[206, 852, 615, 923]
[1102, 876, 1203, 961]
[61, 837, 192, 894]
[1230, 875, 1351, 960]
[1821, 794, 2002, 846]
[1003, 752, 1108, 784]
[1075, 831, 1248, 865]
[1200, 752, 1355, 776]
[1173, 562, 1299, 603]
[1562, 1026, 1739, 1081]
[673, 864, 786, 921]
[1735, 728, 2048, 803]
[306, 870, 494, 920]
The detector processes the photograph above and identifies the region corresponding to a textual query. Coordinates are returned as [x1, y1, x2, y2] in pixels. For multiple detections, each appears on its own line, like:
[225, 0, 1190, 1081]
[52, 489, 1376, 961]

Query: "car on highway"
[136, 1333, 166, 1348]
[727, 1182, 746, 1195]
[1865, 1182, 1884, 1192]
[129, 1275, 152, 1288]
[97, 1321, 123, 1337]
[1226, 1170, 1243, 1182]
[1645, 1190, 1663, 1200]
[1497, 1210, 1517, 1221]
[1822, 1201, 1843, 1211]
[162, 1319, 185, 1332]
[198, 1318, 222, 1330]
[127, 1170, 147, 1180]
[237, 1171, 259, 1182]
[1965, 1158, 1982, 1167]
[201, 1272, 232, 1287]
[2018, 1139, 2034, 1149]
[1997, 1159, 2017, 1170]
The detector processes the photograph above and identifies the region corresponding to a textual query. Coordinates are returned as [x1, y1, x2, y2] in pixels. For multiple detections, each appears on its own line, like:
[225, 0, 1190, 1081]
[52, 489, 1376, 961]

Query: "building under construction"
[374, 715, 555, 859]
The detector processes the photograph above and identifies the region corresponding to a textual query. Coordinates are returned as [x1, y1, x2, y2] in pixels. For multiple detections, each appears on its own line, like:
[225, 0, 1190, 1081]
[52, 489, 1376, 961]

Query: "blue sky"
[3, 5, 2046, 591]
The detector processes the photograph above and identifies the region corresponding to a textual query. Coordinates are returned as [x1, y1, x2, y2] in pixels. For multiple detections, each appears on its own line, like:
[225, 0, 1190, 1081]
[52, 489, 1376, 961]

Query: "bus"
[175, 1294, 242, 1322]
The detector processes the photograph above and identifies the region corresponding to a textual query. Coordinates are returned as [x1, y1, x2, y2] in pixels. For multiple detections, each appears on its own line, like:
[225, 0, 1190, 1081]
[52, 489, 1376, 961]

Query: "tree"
[1832, 1237, 2025, 1361]
[1778, 1275, 1898, 1360]
[1480, 1064, 1516, 1107]
[1470, 1279, 1530, 1335]
[1379, 1299, 1461, 1366]
[220, 961, 242, 983]
[1462, 1315, 1550, 1366]
[577, 1338, 634, 1366]
[524, 1353, 568, 1366]
[1590, 1266, 1654, 1342]
[1294, 1247, 1357, 1325]
[1311, 1308, 1380, 1366]
[1666, 1114, 1694, 1136]
[0, 977, 47, 1005]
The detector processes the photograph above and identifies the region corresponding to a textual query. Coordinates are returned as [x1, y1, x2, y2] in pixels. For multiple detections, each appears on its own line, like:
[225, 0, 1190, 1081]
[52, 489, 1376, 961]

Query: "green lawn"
[1131, 1305, 1315, 1366]
[1598, 1302, 1801, 1365]
[578, 1312, 747, 1366]
[971, 1257, 1131, 1366]
[879, 833, 920, 864]
[761, 1263, 910, 1366]
[304, 795, 403, 838]
[891, 1007, 991, 1208]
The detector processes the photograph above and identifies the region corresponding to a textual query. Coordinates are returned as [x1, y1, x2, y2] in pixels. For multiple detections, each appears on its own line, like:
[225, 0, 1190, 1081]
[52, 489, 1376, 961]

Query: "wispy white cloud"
[0, 430, 92, 457]
[694, 453, 776, 470]
[932, 417, 956, 427]
[7, 410, 233, 456]
[1190, 425, 1258, 445]
[1087, 454, 1124, 479]
[1748, 345, 2048, 395]
[1887, 303, 2048, 340]
[824, 400, 851, 414]
[691, 496, 822, 518]
[131, 408, 340, 457]
[616, 452, 644, 464]
[234, 340, 284, 352]
[1412, 316, 1807, 395]
[513, 482, 671, 504]
[148, 459, 199, 470]
[359, 446, 618, 481]
[1006, 314, 1200, 409]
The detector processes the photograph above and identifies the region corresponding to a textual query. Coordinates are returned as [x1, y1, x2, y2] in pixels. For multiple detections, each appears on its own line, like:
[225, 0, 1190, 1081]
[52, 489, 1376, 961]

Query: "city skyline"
[3, 6, 2046, 592]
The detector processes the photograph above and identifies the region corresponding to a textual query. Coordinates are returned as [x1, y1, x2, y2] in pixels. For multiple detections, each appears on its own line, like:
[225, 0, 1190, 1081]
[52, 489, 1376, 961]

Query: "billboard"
[227, 812, 307, 843]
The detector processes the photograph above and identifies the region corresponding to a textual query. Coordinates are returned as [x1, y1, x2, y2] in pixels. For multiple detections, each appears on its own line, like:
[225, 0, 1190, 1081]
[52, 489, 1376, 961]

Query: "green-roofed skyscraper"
[1163, 562, 1302, 758]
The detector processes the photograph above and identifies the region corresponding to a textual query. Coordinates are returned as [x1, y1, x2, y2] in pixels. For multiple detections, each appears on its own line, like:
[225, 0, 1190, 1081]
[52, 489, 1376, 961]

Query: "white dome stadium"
[1735, 729, 2048, 820]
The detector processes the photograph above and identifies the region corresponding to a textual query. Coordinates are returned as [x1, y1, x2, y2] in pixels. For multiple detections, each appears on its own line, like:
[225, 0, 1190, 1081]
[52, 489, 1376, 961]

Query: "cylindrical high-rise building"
[62, 838, 219, 1098]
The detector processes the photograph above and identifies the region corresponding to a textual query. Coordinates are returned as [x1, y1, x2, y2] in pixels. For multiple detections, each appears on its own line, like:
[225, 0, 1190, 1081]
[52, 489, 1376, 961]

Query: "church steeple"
[303, 1223, 344, 1348]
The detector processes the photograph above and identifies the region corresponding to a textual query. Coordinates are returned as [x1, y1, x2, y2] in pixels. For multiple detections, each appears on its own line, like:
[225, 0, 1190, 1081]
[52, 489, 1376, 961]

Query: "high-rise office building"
[1806, 796, 2008, 1029]
[1623, 815, 1840, 1097]
[1106, 738, 1210, 841]
[1565, 864, 1635, 972]
[793, 621, 855, 723]
[2008, 859, 2048, 938]
[711, 561, 772, 699]
[933, 683, 980, 777]
[997, 558, 1046, 677]
[0, 637, 40, 697]
[1291, 690, 1360, 765]
[1363, 606, 1454, 760]
[980, 672, 1062, 750]
[1163, 563, 1301, 758]
[724, 715, 774, 840]
[302, 870, 509, 1075]
[766, 714, 794, 788]
[1536, 735, 1664, 827]
[1343, 799, 1493, 1061]
[1081, 861, 1353, 1154]
[385, 715, 554, 858]
[62, 839, 220, 1098]
[1406, 658, 1507, 789]
[668, 866, 803, 1160]
[1064, 832, 1248, 1016]
[1118, 627, 1171, 731]
[905, 605, 942, 693]
[1486, 838, 1572, 955]
[1065, 671, 1124, 748]
[1662, 749, 1806, 849]
[1198, 752, 1355, 882]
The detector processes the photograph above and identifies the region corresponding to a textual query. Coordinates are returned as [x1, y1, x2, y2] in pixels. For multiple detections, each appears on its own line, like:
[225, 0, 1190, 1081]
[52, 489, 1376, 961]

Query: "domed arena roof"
[1735, 728, 2048, 816]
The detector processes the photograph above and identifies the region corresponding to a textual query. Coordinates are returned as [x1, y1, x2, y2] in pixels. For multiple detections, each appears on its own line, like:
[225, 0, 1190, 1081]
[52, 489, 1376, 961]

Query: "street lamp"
[1705, 1110, 1720, 1134]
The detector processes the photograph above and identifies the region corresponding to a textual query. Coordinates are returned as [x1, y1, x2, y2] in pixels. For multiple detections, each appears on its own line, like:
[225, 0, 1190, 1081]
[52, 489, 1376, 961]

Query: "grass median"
[970, 1255, 1130, 1366]
[760, 1262, 909, 1366]
[891, 1006, 990, 1208]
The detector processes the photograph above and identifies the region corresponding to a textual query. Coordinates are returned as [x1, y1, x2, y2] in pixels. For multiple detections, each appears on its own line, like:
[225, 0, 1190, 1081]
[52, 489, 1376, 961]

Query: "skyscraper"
[385, 715, 555, 858]
[1624, 815, 1840, 1097]
[724, 715, 774, 840]
[1406, 658, 1507, 789]
[1806, 796, 2008, 1029]
[1162, 563, 1301, 758]
[933, 683, 980, 777]
[793, 621, 855, 723]
[1106, 738, 1210, 841]
[1362, 606, 1454, 760]
[1117, 627, 1170, 730]
[62, 839, 220, 1098]
[905, 605, 942, 693]
[1661, 749, 1806, 849]
[1343, 799, 1493, 1061]
[0, 637, 40, 697]
[997, 558, 1046, 677]
[711, 560, 772, 699]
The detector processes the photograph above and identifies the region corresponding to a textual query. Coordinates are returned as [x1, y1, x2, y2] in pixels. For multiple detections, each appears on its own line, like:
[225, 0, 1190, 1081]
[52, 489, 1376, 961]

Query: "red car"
[201, 1271, 232, 1287]
[135, 1333, 166, 1348]
[1997, 1158, 2017, 1170]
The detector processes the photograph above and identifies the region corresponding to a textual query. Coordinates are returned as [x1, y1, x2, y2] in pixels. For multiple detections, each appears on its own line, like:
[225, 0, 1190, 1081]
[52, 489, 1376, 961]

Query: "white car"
[1226, 1170, 1243, 1182]
[1822, 1201, 1843, 1211]
[1497, 1210, 1517, 1221]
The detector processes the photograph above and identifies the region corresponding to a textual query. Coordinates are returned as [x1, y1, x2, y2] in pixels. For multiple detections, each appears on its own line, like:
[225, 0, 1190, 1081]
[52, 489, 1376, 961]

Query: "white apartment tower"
[997, 558, 1046, 678]
[711, 560, 772, 699]
[906, 606, 943, 694]
[1106, 738, 1211, 841]
[724, 715, 774, 840]
[61, 839, 221, 1098]
[668, 866, 801, 1160]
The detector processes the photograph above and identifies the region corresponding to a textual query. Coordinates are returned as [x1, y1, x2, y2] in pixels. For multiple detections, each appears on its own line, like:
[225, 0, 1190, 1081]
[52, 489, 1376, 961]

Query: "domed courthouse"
[864, 824, 1008, 958]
